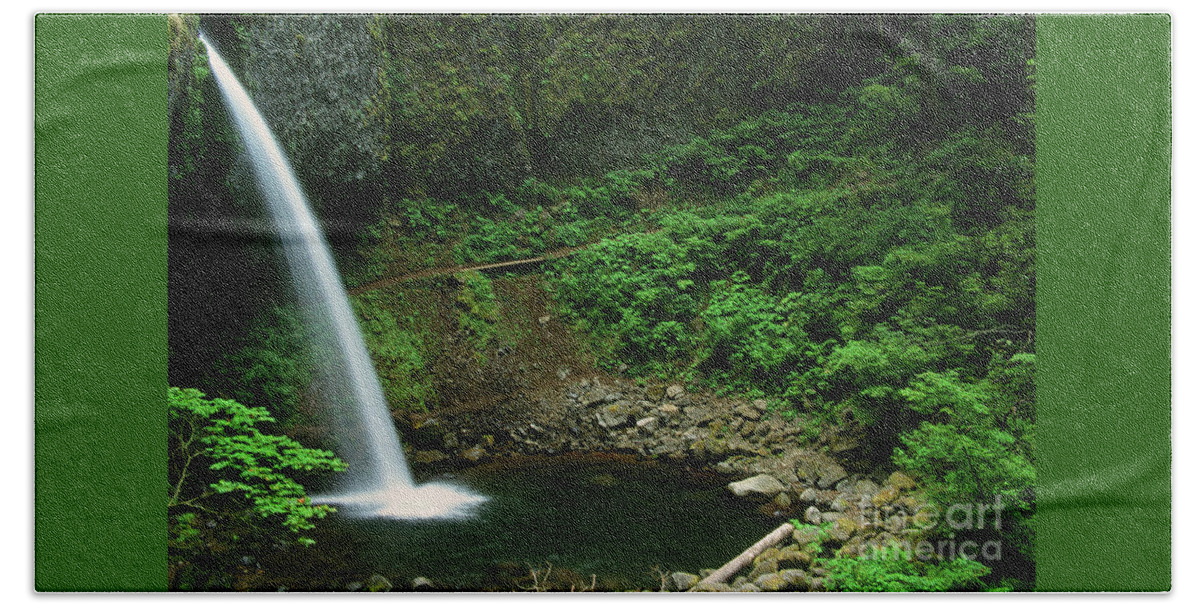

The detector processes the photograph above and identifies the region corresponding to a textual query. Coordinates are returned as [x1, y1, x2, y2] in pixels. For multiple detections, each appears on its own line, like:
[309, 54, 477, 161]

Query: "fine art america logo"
[851, 495, 1007, 562]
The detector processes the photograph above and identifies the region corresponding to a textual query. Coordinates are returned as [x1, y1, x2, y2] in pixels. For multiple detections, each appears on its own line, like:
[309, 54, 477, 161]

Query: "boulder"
[775, 546, 813, 569]
[635, 416, 659, 432]
[690, 581, 732, 592]
[872, 485, 901, 506]
[778, 569, 812, 591]
[581, 387, 608, 407]
[898, 495, 925, 513]
[774, 492, 792, 509]
[366, 574, 392, 592]
[596, 403, 631, 428]
[853, 479, 881, 496]
[666, 384, 686, 399]
[886, 471, 918, 490]
[796, 453, 847, 489]
[646, 385, 667, 401]
[705, 438, 731, 458]
[833, 517, 859, 539]
[411, 577, 435, 590]
[684, 406, 714, 424]
[735, 404, 762, 420]
[670, 572, 699, 591]
[754, 573, 788, 592]
[460, 445, 486, 462]
[728, 474, 786, 498]
[817, 466, 847, 489]
[804, 505, 823, 525]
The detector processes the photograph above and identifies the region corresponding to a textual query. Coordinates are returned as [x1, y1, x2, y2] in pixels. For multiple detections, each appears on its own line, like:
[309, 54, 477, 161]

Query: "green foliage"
[394, 198, 460, 242]
[214, 306, 311, 424]
[652, 105, 849, 197]
[168, 387, 346, 589]
[892, 356, 1036, 566]
[352, 292, 435, 411]
[696, 272, 807, 391]
[822, 556, 991, 592]
[454, 271, 502, 362]
[550, 229, 702, 374]
[545, 92, 1036, 589]
[164, 386, 345, 580]
[168, 387, 345, 539]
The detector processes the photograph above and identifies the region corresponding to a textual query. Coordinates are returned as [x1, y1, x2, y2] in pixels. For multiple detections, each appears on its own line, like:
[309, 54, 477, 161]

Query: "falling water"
[200, 34, 485, 519]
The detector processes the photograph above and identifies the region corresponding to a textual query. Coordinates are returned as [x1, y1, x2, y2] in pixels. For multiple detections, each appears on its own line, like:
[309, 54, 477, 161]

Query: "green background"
[1034, 14, 1171, 591]
[33, 13, 1170, 591]
[34, 14, 168, 591]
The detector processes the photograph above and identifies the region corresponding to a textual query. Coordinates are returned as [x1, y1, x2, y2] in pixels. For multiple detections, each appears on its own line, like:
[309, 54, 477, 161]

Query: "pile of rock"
[665, 469, 932, 591]
[407, 376, 817, 468]
[654, 467, 931, 592]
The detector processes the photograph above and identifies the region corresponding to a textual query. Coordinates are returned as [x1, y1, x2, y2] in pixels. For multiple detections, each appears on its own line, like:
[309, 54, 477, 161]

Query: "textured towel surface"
[33, 13, 1170, 592]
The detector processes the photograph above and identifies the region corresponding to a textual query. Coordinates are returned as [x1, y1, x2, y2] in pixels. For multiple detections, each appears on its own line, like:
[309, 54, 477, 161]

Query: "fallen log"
[688, 521, 796, 591]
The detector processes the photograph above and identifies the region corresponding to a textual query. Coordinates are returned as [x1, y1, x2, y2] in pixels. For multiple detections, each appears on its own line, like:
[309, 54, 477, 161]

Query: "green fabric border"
[34, 14, 168, 591]
[1035, 14, 1171, 591]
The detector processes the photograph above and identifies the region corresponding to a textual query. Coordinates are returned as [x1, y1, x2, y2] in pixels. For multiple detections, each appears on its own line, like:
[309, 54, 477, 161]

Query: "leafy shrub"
[651, 105, 849, 197]
[551, 230, 700, 373]
[456, 215, 524, 263]
[214, 306, 311, 424]
[892, 358, 1036, 569]
[696, 272, 807, 390]
[822, 556, 990, 592]
[168, 387, 345, 538]
[168, 387, 346, 589]
[454, 270, 502, 362]
[352, 292, 434, 412]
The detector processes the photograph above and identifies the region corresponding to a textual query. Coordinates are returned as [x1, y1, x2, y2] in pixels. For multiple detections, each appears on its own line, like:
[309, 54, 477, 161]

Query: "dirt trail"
[347, 243, 591, 296]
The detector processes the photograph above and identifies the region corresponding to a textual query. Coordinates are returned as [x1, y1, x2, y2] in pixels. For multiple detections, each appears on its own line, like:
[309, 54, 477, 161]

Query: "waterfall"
[200, 34, 485, 519]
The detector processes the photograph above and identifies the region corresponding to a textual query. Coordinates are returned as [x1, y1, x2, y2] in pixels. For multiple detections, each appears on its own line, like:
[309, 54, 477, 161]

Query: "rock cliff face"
[237, 16, 386, 194]
[181, 15, 869, 209]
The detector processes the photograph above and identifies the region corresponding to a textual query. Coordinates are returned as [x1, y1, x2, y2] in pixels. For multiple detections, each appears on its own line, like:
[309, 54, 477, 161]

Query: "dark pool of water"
[275, 454, 778, 591]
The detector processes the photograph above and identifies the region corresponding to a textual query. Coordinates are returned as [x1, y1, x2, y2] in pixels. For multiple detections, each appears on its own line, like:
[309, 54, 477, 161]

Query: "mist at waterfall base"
[201, 34, 485, 520]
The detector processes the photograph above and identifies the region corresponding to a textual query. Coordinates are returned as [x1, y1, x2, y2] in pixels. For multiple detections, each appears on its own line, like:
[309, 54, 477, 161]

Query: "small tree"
[168, 387, 346, 588]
